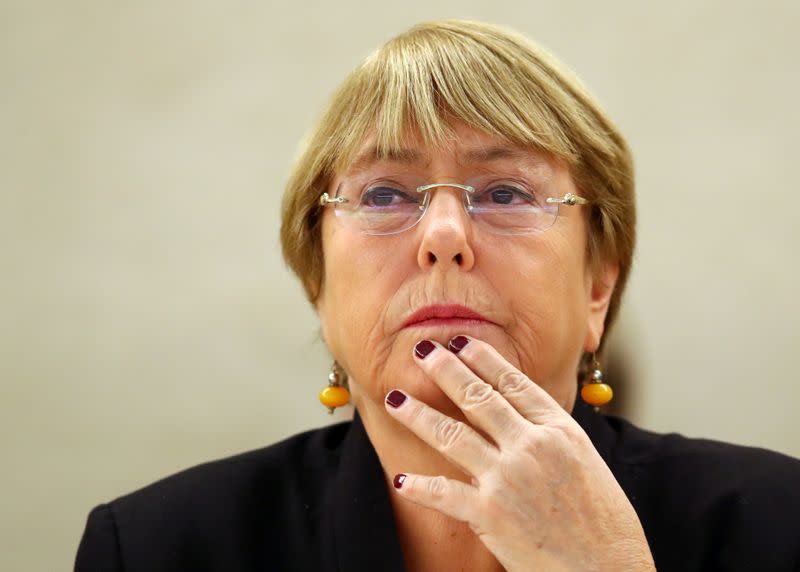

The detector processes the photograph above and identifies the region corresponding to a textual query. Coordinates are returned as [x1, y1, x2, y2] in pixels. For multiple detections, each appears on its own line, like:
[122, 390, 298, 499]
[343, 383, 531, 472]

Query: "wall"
[1, 1, 798, 569]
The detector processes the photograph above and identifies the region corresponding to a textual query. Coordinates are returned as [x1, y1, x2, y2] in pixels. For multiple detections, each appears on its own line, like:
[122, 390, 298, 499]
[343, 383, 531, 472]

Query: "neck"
[355, 394, 471, 487]
[354, 396, 506, 571]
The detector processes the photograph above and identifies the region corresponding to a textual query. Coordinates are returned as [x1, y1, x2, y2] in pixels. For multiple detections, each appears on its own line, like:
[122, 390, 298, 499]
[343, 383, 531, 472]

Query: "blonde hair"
[280, 19, 635, 353]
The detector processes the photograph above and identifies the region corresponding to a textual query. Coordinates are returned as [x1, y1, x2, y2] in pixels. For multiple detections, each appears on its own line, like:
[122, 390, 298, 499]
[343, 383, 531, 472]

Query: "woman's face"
[317, 122, 617, 421]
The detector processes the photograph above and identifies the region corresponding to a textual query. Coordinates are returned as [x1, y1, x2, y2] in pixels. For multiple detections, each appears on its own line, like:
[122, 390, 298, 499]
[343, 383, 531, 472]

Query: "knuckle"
[480, 493, 506, 522]
[405, 401, 426, 425]
[461, 380, 495, 409]
[513, 424, 588, 460]
[496, 369, 530, 395]
[517, 431, 545, 455]
[434, 418, 464, 450]
[427, 475, 448, 498]
[476, 482, 511, 522]
[558, 421, 589, 447]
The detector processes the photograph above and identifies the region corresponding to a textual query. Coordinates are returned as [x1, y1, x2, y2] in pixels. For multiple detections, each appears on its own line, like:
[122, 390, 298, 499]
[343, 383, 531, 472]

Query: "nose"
[415, 186, 476, 272]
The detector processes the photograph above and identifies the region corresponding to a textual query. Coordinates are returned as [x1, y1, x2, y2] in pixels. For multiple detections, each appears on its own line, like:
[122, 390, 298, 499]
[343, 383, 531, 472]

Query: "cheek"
[318, 225, 401, 365]
[488, 227, 589, 380]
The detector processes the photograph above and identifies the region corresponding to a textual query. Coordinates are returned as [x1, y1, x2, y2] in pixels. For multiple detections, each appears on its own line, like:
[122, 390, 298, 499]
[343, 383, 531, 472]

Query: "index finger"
[448, 335, 566, 425]
[412, 340, 528, 448]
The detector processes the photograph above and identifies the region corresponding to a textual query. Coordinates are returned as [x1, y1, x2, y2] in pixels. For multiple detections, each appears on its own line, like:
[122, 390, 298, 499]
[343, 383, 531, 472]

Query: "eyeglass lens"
[335, 173, 560, 236]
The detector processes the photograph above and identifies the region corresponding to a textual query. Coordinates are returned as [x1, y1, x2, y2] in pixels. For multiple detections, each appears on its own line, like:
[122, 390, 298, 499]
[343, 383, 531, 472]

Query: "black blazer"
[75, 396, 800, 571]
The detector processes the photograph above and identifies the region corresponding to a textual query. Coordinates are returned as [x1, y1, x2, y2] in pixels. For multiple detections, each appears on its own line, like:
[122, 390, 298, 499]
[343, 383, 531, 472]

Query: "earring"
[581, 354, 613, 411]
[319, 361, 350, 414]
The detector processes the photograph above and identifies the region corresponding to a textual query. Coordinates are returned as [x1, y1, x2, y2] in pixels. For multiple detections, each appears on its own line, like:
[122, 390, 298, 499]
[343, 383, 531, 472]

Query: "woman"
[76, 20, 800, 571]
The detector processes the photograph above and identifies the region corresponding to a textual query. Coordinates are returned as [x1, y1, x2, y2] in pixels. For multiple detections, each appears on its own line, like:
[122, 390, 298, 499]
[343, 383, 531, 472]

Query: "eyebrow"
[346, 144, 545, 173]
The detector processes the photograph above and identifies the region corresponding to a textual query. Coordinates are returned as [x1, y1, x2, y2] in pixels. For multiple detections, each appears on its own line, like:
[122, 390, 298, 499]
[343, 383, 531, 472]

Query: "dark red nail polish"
[448, 335, 470, 354]
[386, 389, 407, 408]
[393, 473, 407, 489]
[414, 340, 436, 359]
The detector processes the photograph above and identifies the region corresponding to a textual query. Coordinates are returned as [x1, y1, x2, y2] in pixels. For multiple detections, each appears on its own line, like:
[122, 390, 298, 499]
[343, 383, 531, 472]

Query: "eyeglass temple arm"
[546, 192, 588, 206]
[319, 192, 348, 206]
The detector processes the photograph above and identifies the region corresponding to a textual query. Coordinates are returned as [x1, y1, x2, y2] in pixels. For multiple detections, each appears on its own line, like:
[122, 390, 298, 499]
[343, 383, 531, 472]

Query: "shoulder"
[112, 418, 350, 518]
[604, 415, 800, 571]
[606, 413, 800, 491]
[75, 419, 352, 571]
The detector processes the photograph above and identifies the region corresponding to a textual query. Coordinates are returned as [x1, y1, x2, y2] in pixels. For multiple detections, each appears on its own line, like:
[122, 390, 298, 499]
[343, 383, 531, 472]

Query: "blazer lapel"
[322, 393, 614, 572]
[328, 410, 406, 572]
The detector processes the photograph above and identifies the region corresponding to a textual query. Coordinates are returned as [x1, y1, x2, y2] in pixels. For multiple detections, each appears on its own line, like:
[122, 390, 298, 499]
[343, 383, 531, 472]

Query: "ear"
[583, 260, 620, 353]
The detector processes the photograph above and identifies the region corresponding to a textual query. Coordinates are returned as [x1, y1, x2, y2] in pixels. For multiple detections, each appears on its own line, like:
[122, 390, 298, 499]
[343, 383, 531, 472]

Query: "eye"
[475, 184, 536, 206]
[490, 188, 515, 204]
[361, 185, 417, 208]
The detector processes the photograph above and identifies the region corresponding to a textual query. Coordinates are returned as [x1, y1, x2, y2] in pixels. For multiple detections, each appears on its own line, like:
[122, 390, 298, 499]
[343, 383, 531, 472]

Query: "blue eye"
[491, 189, 515, 204]
[361, 186, 417, 208]
[475, 184, 536, 206]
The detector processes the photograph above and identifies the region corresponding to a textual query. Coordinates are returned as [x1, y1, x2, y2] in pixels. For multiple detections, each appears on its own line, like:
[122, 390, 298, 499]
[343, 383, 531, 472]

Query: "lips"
[401, 304, 494, 328]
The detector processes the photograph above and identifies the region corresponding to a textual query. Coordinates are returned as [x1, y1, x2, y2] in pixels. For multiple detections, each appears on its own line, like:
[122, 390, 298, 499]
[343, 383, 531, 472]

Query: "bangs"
[282, 19, 635, 344]
[326, 21, 581, 175]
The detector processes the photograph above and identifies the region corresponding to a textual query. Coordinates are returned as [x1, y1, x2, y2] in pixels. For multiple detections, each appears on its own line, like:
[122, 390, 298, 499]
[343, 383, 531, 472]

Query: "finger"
[412, 340, 528, 448]
[448, 335, 566, 425]
[391, 472, 478, 524]
[384, 388, 499, 478]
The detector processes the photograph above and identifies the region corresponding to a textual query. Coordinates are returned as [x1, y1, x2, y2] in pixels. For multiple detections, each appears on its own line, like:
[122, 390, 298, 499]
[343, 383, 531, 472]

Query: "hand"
[384, 336, 655, 572]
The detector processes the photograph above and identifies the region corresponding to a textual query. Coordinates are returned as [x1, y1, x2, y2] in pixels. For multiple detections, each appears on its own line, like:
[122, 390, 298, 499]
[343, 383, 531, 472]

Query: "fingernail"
[393, 473, 407, 489]
[448, 335, 470, 354]
[385, 389, 407, 408]
[414, 340, 436, 359]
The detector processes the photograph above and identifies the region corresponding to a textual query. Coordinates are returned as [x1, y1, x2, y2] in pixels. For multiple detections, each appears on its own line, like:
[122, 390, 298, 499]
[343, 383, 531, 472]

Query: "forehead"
[342, 126, 553, 176]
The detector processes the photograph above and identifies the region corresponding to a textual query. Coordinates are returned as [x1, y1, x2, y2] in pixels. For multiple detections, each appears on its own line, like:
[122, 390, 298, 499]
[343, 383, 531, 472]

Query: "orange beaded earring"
[581, 354, 613, 411]
[319, 361, 350, 414]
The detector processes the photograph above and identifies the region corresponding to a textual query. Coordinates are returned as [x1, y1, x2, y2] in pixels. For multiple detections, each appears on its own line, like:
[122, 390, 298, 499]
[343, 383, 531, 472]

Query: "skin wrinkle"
[317, 121, 620, 571]
[387, 265, 505, 337]
[494, 446, 585, 565]
[321, 125, 600, 416]
[340, 163, 555, 211]
[274, 23, 649, 568]
[358, 260, 504, 412]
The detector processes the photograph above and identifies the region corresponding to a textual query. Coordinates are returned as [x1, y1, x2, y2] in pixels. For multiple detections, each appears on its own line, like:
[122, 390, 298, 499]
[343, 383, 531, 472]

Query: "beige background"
[2, 1, 799, 570]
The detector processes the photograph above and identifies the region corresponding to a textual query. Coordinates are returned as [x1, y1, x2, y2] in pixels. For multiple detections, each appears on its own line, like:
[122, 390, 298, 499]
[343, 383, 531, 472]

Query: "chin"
[399, 322, 501, 347]
[392, 368, 467, 420]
